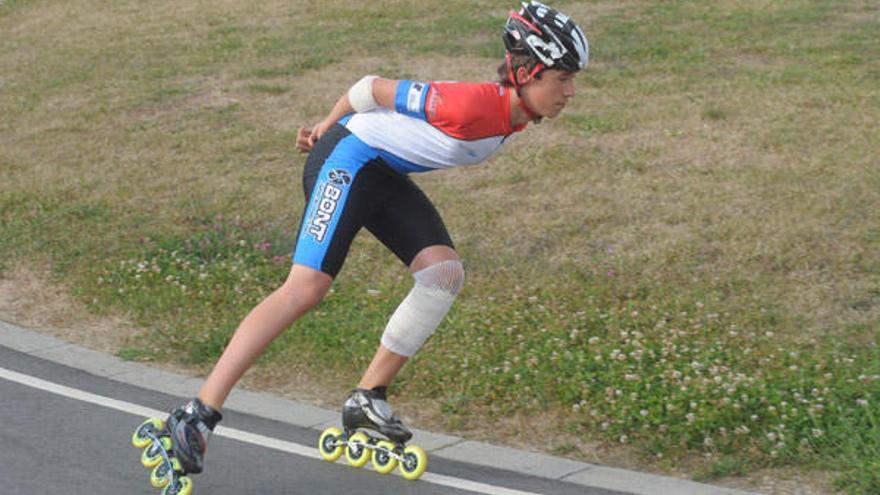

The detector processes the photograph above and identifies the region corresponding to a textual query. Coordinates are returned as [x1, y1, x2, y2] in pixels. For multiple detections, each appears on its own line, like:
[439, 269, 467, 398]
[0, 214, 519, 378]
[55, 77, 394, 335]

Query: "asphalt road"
[0, 345, 621, 495]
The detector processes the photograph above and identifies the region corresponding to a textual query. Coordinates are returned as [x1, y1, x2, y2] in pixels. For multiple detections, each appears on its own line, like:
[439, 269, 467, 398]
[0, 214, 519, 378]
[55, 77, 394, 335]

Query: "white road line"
[0, 366, 544, 495]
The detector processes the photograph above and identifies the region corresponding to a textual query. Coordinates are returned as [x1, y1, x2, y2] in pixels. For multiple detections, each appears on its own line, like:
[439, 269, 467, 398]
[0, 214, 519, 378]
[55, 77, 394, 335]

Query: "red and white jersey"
[342, 80, 527, 173]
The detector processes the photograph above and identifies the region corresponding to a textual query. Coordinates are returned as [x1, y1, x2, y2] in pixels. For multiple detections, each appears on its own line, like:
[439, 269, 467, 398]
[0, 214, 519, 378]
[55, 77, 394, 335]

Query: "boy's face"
[523, 69, 577, 119]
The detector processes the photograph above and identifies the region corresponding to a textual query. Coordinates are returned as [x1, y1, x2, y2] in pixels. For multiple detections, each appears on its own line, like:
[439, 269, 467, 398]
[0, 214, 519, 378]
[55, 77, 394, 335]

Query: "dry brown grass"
[0, 264, 141, 353]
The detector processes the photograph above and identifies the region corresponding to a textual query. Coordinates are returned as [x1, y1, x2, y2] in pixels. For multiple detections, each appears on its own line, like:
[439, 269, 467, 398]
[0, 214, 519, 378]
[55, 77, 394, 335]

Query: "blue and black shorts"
[292, 124, 454, 278]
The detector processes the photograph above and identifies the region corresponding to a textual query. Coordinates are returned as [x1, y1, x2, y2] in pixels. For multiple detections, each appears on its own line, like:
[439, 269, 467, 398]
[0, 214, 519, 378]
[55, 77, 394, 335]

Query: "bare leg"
[198, 264, 332, 409]
[357, 346, 408, 389]
[356, 245, 460, 389]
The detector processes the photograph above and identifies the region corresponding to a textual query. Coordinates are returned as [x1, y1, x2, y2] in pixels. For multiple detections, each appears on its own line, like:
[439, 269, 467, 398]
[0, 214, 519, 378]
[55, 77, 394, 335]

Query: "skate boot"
[342, 387, 413, 444]
[131, 398, 222, 495]
[317, 386, 427, 480]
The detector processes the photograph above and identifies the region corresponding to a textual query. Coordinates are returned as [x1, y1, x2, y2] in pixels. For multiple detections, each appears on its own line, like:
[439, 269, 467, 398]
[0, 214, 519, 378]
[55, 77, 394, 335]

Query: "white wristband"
[348, 75, 379, 113]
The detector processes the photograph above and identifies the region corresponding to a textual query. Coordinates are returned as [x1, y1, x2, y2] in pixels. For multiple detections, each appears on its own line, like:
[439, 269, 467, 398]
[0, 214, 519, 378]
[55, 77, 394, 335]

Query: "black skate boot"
[342, 386, 412, 444]
[166, 398, 223, 474]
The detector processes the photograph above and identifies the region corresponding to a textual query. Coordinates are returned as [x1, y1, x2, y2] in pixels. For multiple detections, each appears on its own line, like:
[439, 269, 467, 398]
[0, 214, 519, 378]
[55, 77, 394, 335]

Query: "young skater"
[138, 1, 588, 486]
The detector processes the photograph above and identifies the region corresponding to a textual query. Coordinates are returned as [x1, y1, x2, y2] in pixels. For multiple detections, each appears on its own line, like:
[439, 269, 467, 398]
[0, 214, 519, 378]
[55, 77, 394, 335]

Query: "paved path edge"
[0, 319, 759, 495]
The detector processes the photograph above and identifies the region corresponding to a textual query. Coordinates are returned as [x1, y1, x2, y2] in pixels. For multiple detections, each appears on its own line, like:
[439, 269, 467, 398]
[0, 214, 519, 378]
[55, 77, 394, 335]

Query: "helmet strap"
[517, 94, 542, 122]
[506, 51, 517, 90]
[506, 52, 544, 122]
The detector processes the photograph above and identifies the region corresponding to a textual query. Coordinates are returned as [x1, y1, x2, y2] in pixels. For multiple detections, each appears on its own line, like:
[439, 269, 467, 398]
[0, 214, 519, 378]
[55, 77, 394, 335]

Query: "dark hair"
[496, 53, 543, 87]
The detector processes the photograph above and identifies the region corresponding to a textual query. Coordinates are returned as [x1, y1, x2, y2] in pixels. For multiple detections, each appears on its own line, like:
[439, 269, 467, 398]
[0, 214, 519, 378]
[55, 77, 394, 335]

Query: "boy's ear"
[515, 66, 532, 86]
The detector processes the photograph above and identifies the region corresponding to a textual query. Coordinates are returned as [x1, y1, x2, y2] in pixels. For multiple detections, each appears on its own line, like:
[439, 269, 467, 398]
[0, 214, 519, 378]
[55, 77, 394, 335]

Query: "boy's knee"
[380, 260, 464, 357]
[281, 266, 331, 309]
[416, 259, 465, 296]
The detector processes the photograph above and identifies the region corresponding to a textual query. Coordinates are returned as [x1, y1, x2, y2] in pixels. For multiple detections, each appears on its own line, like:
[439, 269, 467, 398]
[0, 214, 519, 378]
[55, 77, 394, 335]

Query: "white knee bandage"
[381, 260, 465, 357]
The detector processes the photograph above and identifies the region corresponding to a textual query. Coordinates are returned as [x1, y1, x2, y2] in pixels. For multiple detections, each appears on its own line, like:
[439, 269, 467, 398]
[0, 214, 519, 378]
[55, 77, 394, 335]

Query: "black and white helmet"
[503, 1, 589, 72]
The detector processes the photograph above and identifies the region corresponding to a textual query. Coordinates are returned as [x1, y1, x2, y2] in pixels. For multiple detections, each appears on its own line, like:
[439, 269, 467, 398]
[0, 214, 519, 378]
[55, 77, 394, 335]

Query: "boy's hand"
[296, 120, 334, 153]
[296, 127, 314, 153]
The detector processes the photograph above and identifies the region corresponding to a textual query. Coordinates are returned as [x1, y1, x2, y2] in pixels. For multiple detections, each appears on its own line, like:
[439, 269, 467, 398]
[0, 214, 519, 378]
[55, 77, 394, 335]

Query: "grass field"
[1, 0, 878, 492]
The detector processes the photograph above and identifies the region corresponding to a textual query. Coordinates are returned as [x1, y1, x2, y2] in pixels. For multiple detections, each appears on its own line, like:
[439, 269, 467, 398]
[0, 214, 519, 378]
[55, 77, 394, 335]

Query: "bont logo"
[327, 169, 351, 186]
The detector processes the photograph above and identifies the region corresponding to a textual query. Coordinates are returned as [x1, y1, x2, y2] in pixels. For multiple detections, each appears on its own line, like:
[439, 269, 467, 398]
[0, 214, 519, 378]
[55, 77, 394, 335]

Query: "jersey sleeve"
[394, 80, 514, 140]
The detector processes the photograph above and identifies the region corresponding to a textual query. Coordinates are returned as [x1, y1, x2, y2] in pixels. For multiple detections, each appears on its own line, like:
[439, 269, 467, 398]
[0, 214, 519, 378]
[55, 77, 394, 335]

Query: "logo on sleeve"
[407, 82, 428, 114]
[426, 89, 443, 120]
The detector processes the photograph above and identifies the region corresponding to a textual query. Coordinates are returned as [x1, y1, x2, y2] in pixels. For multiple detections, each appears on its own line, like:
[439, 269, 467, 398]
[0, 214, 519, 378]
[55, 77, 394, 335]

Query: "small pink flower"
[606, 269, 616, 277]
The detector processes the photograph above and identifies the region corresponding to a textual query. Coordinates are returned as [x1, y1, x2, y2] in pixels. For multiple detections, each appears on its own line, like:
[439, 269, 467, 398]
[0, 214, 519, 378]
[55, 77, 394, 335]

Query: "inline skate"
[131, 398, 222, 494]
[318, 386, 427, 480]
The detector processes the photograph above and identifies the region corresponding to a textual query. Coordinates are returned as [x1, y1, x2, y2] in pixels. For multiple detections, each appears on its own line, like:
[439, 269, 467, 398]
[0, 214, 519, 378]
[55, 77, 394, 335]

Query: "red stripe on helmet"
[509, 10, 542, 34]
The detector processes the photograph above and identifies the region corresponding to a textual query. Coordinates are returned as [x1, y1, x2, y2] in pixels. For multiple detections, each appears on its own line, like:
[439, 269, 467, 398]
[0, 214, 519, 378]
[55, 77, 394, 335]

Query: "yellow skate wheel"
[150, 461, 171, 488]
[399, 445, 427, 480]
[318, 427, 344, 462]
[150, 457, 181, 488]
[371, 441, 398, 474]
[141, 436, 172, 468]
[345, 432, 370, 468]
[132, 417, 165, 448]
[161, 475, 192, 495]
